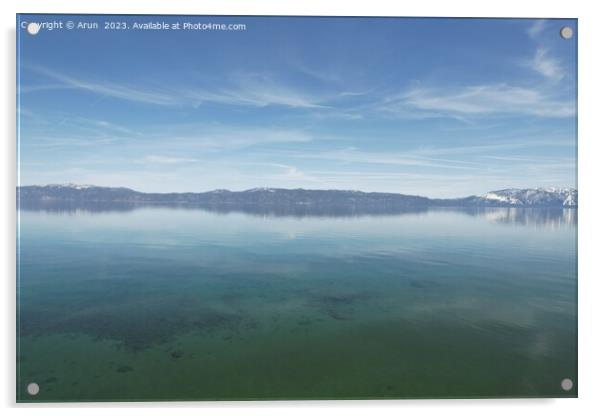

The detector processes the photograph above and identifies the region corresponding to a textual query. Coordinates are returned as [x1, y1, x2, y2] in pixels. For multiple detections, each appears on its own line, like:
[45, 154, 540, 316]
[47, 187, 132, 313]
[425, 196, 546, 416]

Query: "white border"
[2, 1, 601, 415]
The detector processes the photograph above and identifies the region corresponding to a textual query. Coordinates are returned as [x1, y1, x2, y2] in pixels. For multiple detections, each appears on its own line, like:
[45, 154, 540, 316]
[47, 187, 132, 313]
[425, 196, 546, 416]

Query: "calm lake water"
[16, 206, 577, 401]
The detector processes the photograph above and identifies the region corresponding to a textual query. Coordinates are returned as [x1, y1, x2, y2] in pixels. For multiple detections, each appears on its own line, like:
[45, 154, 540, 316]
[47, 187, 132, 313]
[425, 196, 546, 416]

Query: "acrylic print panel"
[16, 15, 577, 402]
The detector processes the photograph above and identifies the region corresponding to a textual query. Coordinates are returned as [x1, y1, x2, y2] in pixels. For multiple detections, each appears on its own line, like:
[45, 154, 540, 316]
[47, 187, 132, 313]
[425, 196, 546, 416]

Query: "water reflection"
[18, 200, 577, 227]
[458, 207, 577, 228]
[18, 200, 431, 217]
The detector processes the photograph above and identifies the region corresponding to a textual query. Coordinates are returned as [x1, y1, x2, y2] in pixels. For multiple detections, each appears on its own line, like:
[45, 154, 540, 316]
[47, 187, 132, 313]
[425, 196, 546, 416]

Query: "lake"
[16, 206, 577, 401]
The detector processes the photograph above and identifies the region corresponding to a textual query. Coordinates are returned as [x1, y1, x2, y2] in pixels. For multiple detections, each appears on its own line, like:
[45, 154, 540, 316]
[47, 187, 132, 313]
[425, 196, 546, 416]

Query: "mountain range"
[17, 184, 578, 209]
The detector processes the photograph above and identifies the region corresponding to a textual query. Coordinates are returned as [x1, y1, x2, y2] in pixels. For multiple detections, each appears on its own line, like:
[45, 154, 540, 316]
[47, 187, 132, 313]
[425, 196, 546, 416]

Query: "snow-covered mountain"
[476, 188, 577, 207]
[17, 184, 578, 208]
[45, 183, 96, 190]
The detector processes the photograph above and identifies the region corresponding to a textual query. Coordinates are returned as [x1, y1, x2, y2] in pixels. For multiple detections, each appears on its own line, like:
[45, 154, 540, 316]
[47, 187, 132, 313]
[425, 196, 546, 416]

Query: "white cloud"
[155, 128, 315, 152]
[144, 155, 199, 164]
[528, 48, 565, 82]
[410, 138, 574, 156]
[29, 66, 179, 106]
[296, 148, 481, 170]
[213, 74, 329, 109]
[25, 136, 119, 148]
[293, 138, 575, 175]
[527, 20, 546, 38]
[25, 117, 316, 152]
[26, 65, 330, 110]
[266, 163, 322, 183]
[380, 84, 574, 119]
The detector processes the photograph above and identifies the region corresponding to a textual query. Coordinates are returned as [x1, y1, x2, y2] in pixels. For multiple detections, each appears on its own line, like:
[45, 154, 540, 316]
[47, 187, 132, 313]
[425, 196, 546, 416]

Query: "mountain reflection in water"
[18, 200, 577, 227]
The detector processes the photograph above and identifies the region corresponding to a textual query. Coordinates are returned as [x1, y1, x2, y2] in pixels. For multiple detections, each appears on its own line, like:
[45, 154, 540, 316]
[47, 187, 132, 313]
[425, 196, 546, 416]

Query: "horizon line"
[17, 183, 578, 200]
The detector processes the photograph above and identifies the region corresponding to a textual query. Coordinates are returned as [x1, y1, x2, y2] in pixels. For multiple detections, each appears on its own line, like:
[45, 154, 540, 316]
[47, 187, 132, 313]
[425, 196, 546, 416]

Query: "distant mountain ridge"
[17, 184, 578, 208]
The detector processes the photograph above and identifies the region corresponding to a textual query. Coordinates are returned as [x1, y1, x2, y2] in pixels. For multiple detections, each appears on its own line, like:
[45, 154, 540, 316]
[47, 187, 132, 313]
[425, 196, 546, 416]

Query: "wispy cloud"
[151, 127, 315, 152]
[295, 147, 481, 170]
[186, 86, 326, 109]
[527, 48, 565, 82]
[19, 83, 80, 93]
[293, 137, 574, 173]
[483, 155, 574, 171]
[410, 138, 574, 156]
[206, 73, 329, 109]
[25, 65, 330, 110]
[56, 116, 141, 137]
[143, 155, 199, 164]
[21, 115, 141, 149]
[262, 163, 323, 183]
[29, 66, 179, 106]
[24, 117, 316, 153]
[25, 136, 120, 148]
[379, 84, 574, 119]
[527, 20, 546, 38]
[92, 120, 140, 135]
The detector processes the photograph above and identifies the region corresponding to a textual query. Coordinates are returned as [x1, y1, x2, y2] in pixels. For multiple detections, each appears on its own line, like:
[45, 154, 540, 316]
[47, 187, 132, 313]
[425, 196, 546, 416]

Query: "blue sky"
[17, 16, 577, 197]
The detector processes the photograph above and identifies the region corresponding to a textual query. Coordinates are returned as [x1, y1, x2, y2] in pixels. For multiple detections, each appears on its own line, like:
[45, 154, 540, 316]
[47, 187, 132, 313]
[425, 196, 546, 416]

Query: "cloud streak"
[379, 84, 575, 119]
[143, 155, 199, 164]
[295, 147, 482, 171]
[29, 66, 179, 106]
[25, 62, 575, 121]
[294, 138, 573, 172]
[25, 65, 330, 110]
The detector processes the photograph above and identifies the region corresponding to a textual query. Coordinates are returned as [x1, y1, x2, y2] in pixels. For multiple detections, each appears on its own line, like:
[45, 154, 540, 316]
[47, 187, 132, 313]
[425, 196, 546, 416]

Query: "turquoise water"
[17, 206, 577, 401]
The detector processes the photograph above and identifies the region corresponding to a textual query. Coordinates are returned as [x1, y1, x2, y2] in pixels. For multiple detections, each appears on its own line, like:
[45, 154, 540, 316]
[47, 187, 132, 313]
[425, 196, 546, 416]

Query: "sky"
[17, 15, 577, 198]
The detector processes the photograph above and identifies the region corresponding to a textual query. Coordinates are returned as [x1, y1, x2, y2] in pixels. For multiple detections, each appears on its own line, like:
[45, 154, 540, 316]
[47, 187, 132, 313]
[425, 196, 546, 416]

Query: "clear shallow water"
[17, 207, 577, 401]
